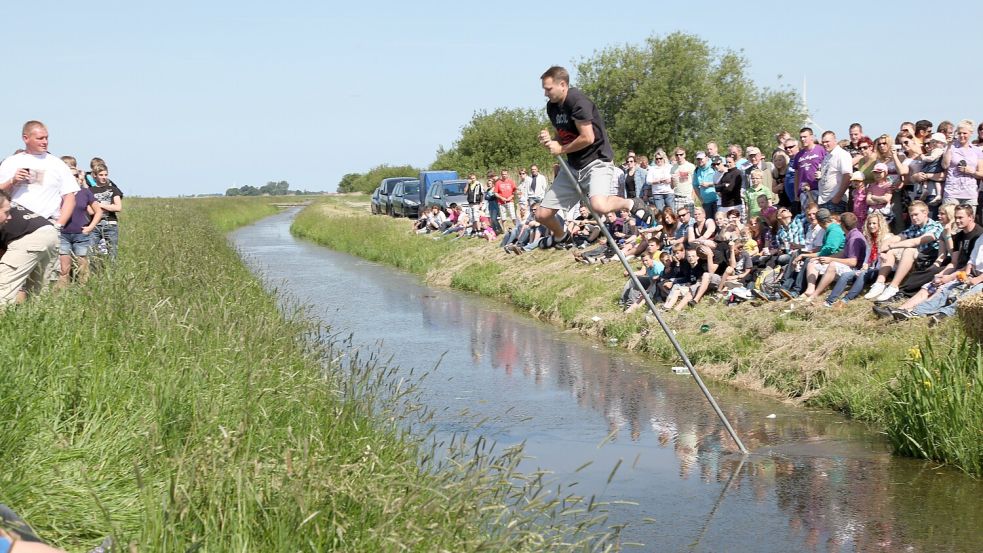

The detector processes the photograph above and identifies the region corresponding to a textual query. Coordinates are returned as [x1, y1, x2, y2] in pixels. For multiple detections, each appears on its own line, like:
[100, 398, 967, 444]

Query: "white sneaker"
[875, 286, 899, 303]
[864, 282, 886, 299]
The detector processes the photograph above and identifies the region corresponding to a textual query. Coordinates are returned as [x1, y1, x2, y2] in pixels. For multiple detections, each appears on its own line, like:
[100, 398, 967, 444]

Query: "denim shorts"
[59, 232, 91, 256]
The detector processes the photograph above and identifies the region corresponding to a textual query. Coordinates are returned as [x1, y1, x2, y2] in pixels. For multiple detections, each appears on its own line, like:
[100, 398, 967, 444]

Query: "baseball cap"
[873, 162, 889, 173]
[815, 208, 832, 223]
[695, 151, 707, 160]
[929, 132, 946, 144]
[850, 171, 865, 181]
[710, 155, 724, 166]
[746, 146, 761, 156]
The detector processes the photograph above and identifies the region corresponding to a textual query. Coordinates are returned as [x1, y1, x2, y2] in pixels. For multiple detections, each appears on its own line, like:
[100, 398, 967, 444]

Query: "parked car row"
[369, 172, 469, 219]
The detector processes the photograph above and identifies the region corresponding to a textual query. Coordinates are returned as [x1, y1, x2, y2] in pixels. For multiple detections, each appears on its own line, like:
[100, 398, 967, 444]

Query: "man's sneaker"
[872, 305, 893, 319]
[509, 244, 523, 255]
[864, 282, 886, 299]
[554, 231, 574, 249]
[875, 285, 900, 302]
[752, 289, 771, 301]
[891, 308, 917, 321]
[778, 288, 796, 301]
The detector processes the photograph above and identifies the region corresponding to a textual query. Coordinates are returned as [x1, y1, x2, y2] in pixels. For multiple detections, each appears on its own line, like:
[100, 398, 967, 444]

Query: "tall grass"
[0, 198, 618, 551]
[885, 337, 983, 476]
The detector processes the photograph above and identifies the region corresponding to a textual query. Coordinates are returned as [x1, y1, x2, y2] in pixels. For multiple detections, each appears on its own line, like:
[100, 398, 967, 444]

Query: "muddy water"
[230, 209, 983, 552]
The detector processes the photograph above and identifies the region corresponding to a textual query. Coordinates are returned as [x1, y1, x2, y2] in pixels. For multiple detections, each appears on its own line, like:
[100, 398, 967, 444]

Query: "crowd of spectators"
[0, 120, 124, 308]
[412, 119, 983, 324]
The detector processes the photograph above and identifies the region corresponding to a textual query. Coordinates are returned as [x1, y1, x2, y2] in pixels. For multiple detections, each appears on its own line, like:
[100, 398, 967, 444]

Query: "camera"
[958, 160, 967, 168]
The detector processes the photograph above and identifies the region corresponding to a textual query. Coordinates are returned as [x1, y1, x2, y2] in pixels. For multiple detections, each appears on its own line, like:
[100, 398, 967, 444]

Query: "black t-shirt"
[954, 226, 983, 265]
[90, 184, 124, 222]
[0, 203, 52, 247]
[712, 241, 731, 275]
[716, 168, 744, 207]
[547, 87, 614, 171]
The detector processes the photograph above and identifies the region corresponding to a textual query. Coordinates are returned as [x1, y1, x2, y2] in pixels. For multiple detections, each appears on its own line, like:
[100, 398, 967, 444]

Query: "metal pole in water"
[554, 156, 749, 455]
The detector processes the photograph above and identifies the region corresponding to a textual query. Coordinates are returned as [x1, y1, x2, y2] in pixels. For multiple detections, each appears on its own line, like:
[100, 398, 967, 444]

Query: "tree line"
[338, 32, 805, 193]
[226, 180, 304, 196]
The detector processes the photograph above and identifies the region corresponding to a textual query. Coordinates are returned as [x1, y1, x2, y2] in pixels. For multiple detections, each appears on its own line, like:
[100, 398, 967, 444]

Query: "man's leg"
[810, 262, 841, 297]
[899, 287, 932, 311]
[802, 259, 821, 296]
[879, 248, 918, 301]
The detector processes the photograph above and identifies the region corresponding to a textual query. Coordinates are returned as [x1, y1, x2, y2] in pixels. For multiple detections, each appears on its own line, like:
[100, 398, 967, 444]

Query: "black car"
[370, 185, 384, 214]
[377, 177, 416, 216]
[424, 179, 469, 214]
[390, 180, 421, 218]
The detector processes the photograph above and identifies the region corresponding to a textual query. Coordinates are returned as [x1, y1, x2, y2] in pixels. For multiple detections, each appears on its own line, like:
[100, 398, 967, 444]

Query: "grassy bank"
[291, 197, 982, 474]
[0, 198, 617, 551]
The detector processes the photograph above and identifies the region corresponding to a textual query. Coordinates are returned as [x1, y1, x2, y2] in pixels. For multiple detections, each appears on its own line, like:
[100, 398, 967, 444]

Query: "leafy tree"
[431, 108, 554, 176]
[576, 32, 805, 159]
[336, 173, 361, 193]
[225, 187, 241, 197]
[343, 164, 422, 194]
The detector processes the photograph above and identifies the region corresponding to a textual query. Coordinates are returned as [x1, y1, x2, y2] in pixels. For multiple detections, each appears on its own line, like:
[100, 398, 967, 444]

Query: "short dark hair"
[540, 66, 570, 84]
[849, 123, 863, 131]
[915, 120, 933, 134]
[799, 127, 814, 136]
[449, 203, 458, 209]
[955, 204, 976, 218]
[840, 211, 858, 231]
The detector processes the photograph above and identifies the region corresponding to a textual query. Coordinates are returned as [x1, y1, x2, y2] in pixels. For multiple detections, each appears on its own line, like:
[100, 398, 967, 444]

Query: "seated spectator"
[619, 251, 665, 310]
[802, 212, 865, 301]
[879, 204, 981, 319]
[864, 201, 943, 302]
[779, 206, 839, 299]
[687, 206, 717, 249]
[825, 211, 898, 306]
[889, 234, 983, 322]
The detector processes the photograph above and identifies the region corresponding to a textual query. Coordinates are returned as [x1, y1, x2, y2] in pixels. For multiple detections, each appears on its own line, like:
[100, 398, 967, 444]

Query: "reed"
[0, 198, 618, 551]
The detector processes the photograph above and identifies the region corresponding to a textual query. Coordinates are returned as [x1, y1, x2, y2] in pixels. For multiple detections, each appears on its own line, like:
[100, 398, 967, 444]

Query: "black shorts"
[914, 250, 937, 271]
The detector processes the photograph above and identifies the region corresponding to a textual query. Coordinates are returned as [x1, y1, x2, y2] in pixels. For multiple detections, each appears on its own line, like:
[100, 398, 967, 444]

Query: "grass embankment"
[292, 197, 982, 475]
[0, 198, 617, 551]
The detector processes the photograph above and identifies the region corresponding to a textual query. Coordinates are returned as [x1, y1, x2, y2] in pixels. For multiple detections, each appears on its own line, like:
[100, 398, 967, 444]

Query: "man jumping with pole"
[535, 66, 648, 247]
[537, 65, 749, 454]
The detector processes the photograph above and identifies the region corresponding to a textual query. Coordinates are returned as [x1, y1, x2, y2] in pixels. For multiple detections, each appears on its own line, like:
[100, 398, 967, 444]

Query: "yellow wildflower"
[908, 347, 922, 360]
[923, 380, 932, 388]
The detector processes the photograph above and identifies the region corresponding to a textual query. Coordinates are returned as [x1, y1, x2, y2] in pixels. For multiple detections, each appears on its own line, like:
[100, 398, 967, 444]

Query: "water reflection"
[231, 210, 983, 552]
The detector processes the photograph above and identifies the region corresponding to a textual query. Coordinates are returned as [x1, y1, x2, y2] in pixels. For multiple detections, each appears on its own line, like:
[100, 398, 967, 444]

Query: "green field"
[0, 196, 618, 551]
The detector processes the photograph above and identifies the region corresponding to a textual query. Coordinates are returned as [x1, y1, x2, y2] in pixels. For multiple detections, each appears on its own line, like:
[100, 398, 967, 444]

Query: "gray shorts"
[540, 160, 615, 212]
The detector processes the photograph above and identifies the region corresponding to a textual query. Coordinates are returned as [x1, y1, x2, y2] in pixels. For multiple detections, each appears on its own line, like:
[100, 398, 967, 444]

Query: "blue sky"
[2, 1, 979, 197]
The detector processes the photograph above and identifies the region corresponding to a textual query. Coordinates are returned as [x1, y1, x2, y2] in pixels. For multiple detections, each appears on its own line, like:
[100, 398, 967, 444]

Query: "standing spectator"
[793, 127, 826, 210]
[782, 139, 800, 214]
[57, 173, 103, 286]
[0, 192, 59, 306]
[670, 148, 696, 213]
[846, 123, 866, 167]
[744, 169, 778, 219]
[914, 119, 934, 149]
[693, 152, 718, 219]
[938, 120, 955, 144]
[0, 120, 79, 231]
[705, 141, 723, 160]
[619, 156, 645, 199]
[88, 163, 124, 260]
[516, 168, 532, 210]
[494, 169, 517, 228]
[728, 144, 749, 171]
[816, 130, 854, 213]
[484, 171, 502, 234]
[643, 149, 673, 211]
[716, 154, 745, 218]
[770, 149, 791, 209]
[464, 172, 484, 224]
[941, 120, 983, 206]
[849, 171, 869, 229]
[775, 131, 792, 150]
[525, 164, 547, 206]
[744, 146, 775, 199]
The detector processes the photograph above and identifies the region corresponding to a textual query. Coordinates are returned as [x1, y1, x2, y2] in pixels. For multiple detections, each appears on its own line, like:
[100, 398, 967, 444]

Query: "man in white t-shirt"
[0, 120, 79, 227]
[816, 130, 853, 214]
[670, 148, 697, 212]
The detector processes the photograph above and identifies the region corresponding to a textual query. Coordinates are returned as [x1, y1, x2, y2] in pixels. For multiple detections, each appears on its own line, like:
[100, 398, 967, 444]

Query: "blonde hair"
[863, 211, 894, 250]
